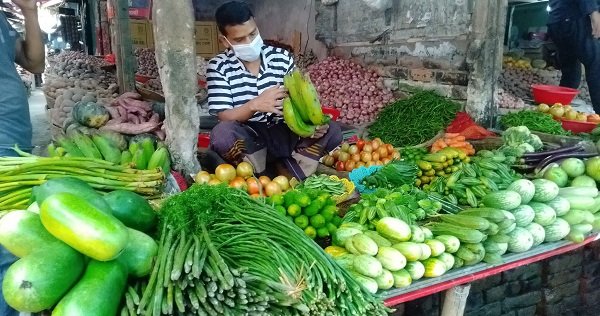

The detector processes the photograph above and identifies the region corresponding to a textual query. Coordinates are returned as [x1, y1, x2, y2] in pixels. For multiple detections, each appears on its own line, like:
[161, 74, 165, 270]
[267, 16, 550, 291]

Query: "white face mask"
[226, 33, 263, 62]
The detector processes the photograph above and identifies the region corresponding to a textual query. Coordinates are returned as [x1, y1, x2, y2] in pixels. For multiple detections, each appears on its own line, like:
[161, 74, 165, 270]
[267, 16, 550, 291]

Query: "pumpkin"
[72, 101, 110, 128]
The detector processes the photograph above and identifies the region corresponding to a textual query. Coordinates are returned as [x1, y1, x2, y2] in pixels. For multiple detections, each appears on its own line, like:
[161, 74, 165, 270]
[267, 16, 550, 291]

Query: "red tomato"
[335, 161, 345, 172]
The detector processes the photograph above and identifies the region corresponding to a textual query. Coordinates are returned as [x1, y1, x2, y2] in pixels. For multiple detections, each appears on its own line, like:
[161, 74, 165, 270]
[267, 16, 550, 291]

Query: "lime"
[326, 222, 338, 235]
[317, 226, 330, 238]
[283, 191, 298, 208]
[287, 204, 302, 217]
[270, 194, 284, 205]
[330, 215, 342, 227]
[303, 200, 323, 217]
[294, 215, 309, 229]
[286, 215, 294, 223]
[295, 193, 311, 208]
[310, 214, 326, 229]
[320, 205, 337, 222]
[304, 226, 317, 239]
[305, 189, 320, 200]
[274, 205, 287, 217]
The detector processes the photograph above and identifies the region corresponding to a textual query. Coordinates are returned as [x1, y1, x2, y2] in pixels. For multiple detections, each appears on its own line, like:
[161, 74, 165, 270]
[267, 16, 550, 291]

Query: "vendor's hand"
[250, 84, 287, 115]
[592, 11, 600, 39]
[11, 0, 38, 13]
[311, 124, 329, 139]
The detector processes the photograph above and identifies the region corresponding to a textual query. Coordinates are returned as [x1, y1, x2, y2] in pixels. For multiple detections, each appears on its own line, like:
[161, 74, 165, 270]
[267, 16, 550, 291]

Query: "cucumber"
[117, 228, 159, 277]
[2, 245, 85, 312]
[0, 210, 68, 258]
[53, 260, 128, 316]
[40, 193, 129, 261]
[32, 177, 112, 214]
[103, 190, 157, 232]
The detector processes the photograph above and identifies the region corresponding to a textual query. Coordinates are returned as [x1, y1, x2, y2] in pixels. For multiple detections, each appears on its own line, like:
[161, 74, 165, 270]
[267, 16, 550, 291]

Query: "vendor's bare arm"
[13, 0, 45, 73]
[217, 99, 260, 122]
[217, 85, 286, 122]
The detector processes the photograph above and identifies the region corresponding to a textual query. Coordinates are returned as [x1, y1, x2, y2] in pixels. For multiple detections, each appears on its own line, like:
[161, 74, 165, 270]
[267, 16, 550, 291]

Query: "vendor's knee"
[209, 121, 244, 154]
[326, 121, 343, 151]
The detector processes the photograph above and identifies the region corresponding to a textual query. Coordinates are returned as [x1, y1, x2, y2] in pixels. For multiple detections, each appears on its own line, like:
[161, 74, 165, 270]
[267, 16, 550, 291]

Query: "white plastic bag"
[362, 0, 392, 10]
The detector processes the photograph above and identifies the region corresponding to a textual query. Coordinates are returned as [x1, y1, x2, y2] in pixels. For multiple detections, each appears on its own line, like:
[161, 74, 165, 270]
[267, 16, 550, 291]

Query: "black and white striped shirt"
[207, 45, 295, 123]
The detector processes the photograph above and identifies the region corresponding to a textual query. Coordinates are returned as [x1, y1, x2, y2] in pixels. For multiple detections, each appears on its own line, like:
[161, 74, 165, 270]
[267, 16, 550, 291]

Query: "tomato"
[356, 139, 366, 151]
[366, 161, 376, 167]
[588, 114, 600, 123]
[236, 161, 254, 179]
[374, 160, 383, 166]
[246, 178, 260, 195]
[345, 161, 356, 171]
[385, 144, 395, 154]
[360, 152, 372, 163]
[382, 157, 392, 164]
[229, 177, 248, 190]
[338, 152, 350, 162]
[351, 153, 361, 162]
[194, 171, 211, 184]
[373, 137, 383, 144]
[335, 161, 345, 172]
[331, 150, 341, 160]
[371, 140, 380, 150]
[259, 176, 271, 188]
[250, 193, 261, 198]
[215, 164, 237, 182]
[576, 113, 588, 122]
[322, 155, 335, 167]
[372, 152, 380, 162]
[362, 143, 373, 153]
[340, 143, 350, 153]
[356, 161, 366, 168]
[549, 105, 564, 118]
[537, 103, 550, 113]
[348, 145, 359, 155]
[378, 147, 388, 158]
[272, 176, 290, 191]
[265, 182, 282, 197]
[208, 179, 222, 186]
[391, 151, 401, 159]
[565, 110, 578, 120]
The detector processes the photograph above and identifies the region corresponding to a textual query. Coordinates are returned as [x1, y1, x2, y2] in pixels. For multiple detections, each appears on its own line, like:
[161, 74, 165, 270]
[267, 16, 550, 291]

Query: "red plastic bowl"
[561, 119, 596, 134]
[322, 106, 340, 121]
[532, 84, 579, 105]
[198, 133, 211, 149]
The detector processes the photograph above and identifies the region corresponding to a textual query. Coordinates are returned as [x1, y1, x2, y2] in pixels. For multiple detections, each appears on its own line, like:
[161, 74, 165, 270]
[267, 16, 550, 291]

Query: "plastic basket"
[329, 175, 356, 204]
[349, 166, 382, 194]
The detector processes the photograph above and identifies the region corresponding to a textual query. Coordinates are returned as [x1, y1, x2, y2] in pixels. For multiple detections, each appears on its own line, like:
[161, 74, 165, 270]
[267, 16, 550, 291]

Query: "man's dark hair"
[215, 1, 254, 35]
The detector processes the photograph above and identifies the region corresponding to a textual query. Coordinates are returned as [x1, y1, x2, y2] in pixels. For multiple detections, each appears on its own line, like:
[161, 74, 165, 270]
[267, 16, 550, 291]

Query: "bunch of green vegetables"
[295, 174, 346, 196]
[362, 161, 419, 190]
[127, 184, 389, 316]
[500, 110, 570, 135]
[343, 186, 444, 227]
[368, 91, 460, 147]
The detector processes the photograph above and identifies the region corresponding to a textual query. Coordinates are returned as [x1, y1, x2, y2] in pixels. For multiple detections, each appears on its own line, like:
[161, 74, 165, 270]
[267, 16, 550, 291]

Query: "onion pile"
[307, 56, 394, 125]
[500, 65, 591, 105]
[135, 48, 159, 77]
[496, 88, 526, 109]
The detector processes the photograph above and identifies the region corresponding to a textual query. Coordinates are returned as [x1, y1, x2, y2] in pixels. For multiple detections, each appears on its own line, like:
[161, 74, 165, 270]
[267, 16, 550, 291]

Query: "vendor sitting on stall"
[207, 1, 342, 179]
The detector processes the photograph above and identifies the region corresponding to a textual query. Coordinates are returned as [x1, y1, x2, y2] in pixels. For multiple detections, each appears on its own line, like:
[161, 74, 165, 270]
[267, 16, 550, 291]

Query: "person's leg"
[209, 121, 268, 174]
[287, 121, 343, 179]
[0, 149, 19, 316]
[574, 17, 600, 113]
[548, 21, 582, 89]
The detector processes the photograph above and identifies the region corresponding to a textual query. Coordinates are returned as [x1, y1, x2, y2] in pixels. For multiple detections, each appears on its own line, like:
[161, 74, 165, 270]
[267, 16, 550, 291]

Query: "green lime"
[295, 193, 311, 208]
[294, 215, 309, 229]
[330, 215, 342, 227]
[283, 191, 299, 208]
[326, 222, 338, 235]
[270, 194, 284, 205]
[304, 200, 323, 217]
[287, 204, 302, 217]
[305, 189, 320, 200]
[317, 226, 330, 238]
[286, 215, 294, 223]
[304, 226, 317, 239]
[274, 205, 287, 217]
[310, 214, 326, 229]
[320, 205, 337, 222]
[318, 193, 331, 201]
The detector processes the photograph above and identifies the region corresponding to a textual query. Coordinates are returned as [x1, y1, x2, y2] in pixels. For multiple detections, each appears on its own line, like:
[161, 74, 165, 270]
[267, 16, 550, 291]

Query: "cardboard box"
[130, 19, 151, 48]
[195, 22, 219, 58]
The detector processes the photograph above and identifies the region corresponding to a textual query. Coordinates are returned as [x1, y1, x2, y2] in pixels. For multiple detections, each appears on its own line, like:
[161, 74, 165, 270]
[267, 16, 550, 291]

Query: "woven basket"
[329, 175, 356, 204]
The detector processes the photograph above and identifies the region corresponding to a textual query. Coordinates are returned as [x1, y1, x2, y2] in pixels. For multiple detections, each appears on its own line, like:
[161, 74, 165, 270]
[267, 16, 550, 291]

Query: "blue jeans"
[0, 147, 20, 316]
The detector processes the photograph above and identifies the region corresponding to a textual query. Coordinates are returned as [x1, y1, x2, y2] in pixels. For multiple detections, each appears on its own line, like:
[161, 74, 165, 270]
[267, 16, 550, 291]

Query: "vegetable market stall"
[382, 233, 600, 307]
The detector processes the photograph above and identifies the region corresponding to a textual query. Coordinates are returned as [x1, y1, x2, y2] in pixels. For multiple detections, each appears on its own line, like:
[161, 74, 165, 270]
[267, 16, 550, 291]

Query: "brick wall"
[390, 241, 600, 316]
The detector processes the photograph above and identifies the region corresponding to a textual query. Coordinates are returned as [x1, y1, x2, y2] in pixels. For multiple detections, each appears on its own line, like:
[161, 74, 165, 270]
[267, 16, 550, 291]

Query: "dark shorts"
[210, 120, 342, 179]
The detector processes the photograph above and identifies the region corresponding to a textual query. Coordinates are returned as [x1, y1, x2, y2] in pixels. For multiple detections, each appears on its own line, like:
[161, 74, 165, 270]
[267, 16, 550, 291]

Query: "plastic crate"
[349, 166, 383, 194]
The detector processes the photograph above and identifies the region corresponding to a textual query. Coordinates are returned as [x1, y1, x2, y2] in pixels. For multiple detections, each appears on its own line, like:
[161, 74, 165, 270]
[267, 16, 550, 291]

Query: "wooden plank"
[383, 234, 600, 306]
[110, 0, 135, 92]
